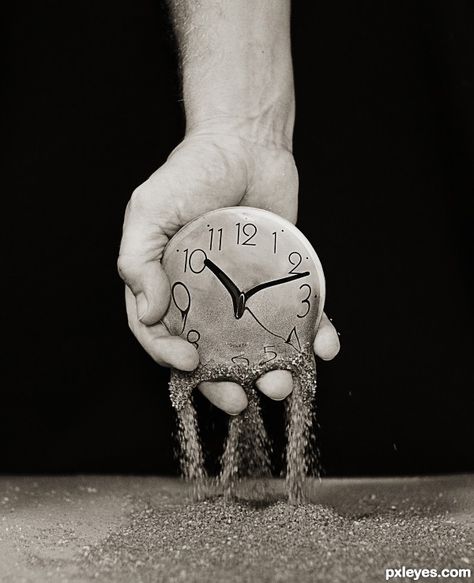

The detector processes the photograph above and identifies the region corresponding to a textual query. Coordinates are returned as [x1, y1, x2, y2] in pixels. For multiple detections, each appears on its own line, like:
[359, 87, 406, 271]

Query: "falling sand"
[169, 348, 318, 504]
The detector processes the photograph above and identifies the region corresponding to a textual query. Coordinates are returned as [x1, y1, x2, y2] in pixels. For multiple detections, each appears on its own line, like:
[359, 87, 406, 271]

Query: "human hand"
[118, 127, 340, 415]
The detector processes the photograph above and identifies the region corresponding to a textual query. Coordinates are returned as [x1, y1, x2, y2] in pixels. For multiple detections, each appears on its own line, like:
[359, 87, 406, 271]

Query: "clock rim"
[162, 206, 326, 328]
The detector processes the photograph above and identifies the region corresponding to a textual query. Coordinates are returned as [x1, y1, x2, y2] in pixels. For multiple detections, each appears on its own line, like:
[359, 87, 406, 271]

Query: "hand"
[118, 127, 340, 415]
[119, 0, 340, 414]
[244, 271, 310, 302]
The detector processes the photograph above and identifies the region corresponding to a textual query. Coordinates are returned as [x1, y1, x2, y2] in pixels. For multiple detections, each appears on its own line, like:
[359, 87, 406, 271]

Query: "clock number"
[208, 227, 223, 251]
[183, 248, 207, 273]
[272, 231, 277, 254]
[171, 282, 191, 334]
[261, 345, 277, 364]
[186, 329, 200, 349]
[285, 326, 302, 351]
[288, 251, 304, 274]
[231, 355, 250, 366]
[235, 223, 257, 246]
[297, 284, 312, 318]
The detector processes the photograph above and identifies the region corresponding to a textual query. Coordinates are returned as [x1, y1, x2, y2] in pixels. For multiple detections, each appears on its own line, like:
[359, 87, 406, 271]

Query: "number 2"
[288, 251, 304, 274]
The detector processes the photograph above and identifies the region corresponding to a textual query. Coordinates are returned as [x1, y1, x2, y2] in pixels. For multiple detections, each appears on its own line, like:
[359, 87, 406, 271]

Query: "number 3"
[297, 284, 311, 318]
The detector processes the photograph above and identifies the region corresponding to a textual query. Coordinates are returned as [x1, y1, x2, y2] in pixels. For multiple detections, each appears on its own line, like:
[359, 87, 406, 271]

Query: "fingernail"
[136, 293, 148, 321]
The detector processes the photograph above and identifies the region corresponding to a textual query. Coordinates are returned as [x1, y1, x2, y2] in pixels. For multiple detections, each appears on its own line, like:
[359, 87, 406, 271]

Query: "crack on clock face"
[245, 307, 302, 353]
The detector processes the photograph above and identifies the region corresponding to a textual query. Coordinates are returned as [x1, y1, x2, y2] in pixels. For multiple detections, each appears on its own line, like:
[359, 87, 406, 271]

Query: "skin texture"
[118, 0, 340, 414]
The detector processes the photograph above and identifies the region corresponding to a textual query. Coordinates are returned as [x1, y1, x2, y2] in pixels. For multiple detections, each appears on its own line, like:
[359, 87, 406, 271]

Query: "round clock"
[161, 206, 325, 378]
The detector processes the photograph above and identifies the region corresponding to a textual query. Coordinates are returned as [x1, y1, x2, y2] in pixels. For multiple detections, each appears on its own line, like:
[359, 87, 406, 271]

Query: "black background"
[4, 1, 473, 476]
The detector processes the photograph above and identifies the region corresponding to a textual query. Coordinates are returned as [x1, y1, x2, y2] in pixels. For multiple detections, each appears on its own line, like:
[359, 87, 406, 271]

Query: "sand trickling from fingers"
[169, 347, 318, 503]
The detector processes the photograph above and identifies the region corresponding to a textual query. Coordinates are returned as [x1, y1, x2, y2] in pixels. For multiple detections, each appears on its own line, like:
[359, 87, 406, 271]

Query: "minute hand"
[244, 271, 310, 302]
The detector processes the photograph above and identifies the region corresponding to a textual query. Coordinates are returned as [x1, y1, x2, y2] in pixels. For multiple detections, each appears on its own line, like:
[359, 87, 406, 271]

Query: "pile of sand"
[82, 494, 473, 583]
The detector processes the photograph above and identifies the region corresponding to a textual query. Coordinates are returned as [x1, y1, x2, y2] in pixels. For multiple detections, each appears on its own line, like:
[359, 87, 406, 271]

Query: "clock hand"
[244, 271, 310, 302]
[203, 259, 245, 319]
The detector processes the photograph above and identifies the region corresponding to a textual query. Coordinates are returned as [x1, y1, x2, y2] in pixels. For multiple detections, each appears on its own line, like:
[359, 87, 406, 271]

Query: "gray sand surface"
[0, 475, 472, 582]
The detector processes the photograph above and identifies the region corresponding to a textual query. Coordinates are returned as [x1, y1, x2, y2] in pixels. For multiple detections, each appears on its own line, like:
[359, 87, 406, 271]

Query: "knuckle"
[270, 151, 298, 185]
[128, 184, 152, 215]
[128, 178, 169, 222]
[116, 254, 135, 280]
[127, 177, 180, 235]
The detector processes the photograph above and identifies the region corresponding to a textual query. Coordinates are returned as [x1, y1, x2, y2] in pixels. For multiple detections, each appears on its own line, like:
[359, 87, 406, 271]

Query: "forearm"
[168, 0, 294, 150]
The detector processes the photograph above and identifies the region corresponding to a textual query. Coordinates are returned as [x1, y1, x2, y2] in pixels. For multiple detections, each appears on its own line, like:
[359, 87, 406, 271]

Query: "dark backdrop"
[4, 1, 473, 476]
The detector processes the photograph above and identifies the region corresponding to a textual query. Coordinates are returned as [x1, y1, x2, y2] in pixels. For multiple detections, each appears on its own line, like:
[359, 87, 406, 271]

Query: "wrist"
[184, 110, 294, 152]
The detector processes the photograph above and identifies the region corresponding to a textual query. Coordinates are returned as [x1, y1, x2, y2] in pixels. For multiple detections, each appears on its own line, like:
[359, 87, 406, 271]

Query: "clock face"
[161, 207, 325, 368]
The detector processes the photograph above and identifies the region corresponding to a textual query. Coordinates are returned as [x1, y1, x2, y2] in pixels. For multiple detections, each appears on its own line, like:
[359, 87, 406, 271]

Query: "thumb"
[117, 192, 172, 325]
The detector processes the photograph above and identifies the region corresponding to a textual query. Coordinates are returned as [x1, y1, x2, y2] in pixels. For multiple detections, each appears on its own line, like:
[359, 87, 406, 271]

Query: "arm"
[170, 0, 295, 155]
[118, 0, 339, 414]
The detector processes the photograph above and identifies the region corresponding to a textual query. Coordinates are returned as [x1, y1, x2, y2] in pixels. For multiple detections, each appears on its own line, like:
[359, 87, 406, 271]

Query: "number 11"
[208, 227, 223, 251]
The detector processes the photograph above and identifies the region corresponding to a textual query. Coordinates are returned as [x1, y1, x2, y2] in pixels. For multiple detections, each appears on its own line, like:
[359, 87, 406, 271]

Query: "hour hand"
[204, 259, 245, 318]
[244, 271, 310, 301]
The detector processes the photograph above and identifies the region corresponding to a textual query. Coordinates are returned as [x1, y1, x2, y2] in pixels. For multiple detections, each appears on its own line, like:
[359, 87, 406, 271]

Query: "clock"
[161, 206, 325, 378]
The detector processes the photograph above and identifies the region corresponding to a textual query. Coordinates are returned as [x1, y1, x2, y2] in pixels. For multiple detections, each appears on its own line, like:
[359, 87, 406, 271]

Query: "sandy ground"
[0, 475, 472, 583]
